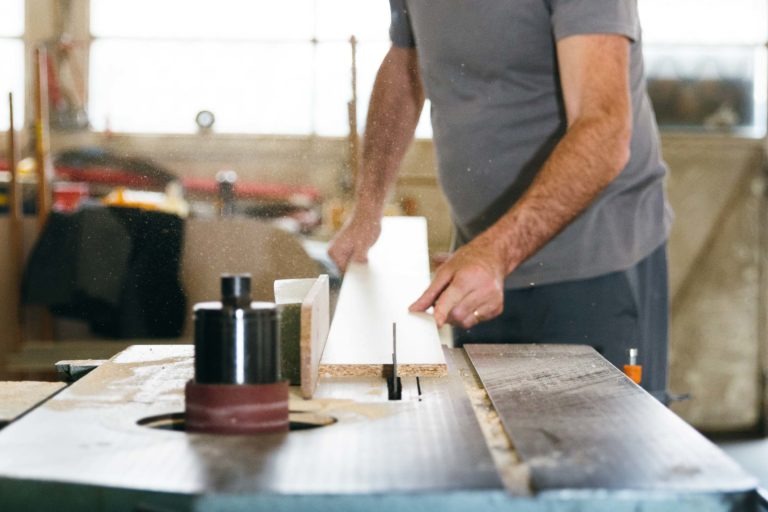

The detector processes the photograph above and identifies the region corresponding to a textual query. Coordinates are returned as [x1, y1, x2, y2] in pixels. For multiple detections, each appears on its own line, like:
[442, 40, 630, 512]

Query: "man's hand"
[409, 234, 506, 329]
[328, 214, 382, 272]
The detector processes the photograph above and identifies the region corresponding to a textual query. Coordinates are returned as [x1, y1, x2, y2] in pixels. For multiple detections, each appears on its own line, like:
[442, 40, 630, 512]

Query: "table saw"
[0, 342, 762, 512]
[1, 217, 763, 511]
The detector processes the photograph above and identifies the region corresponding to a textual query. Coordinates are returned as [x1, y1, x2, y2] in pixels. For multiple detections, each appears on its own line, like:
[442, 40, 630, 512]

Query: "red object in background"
[182, 176, 321, 203]
[5, 158, 322, 210]
[56, 165, 159, 189]
[52, 181, 89, 212]
[55, 165, 321, 204]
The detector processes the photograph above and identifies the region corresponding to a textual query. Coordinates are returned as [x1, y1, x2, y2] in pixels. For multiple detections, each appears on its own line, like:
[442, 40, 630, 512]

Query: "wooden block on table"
[55, 359, 107, 383]
[274, 275, 329, 399]
[319, 217, 447, 377]
[273, 295, 302, 386]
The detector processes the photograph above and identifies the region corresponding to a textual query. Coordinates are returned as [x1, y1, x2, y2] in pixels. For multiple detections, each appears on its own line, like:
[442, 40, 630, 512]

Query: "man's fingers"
[411, 245, 507, 328]
[432, 280, 472, 327]
[328, 244, 352, 272]
[329, 239, 371, 273]
[451, 284, 502, 320]
[447, 288, 486, 327]
[409, 269, 452, 315]
[442, 283, 505, 328]
[456, 309, 482, 330]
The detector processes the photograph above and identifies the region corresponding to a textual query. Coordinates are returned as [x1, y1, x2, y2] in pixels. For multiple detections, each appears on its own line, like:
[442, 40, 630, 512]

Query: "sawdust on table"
[0, 381, 66, 421]
[288, 388, 395, 420]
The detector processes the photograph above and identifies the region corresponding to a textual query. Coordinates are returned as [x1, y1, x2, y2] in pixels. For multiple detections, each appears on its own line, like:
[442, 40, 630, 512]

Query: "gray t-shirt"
[390, 0, 673, 288]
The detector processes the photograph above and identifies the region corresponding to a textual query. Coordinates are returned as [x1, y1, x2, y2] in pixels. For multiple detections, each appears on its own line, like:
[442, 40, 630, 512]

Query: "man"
[329, 0, 672, 401]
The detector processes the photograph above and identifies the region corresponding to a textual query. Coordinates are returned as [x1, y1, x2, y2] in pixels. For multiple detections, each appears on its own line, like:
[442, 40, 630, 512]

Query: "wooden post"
[33, 46, 55, 341]
[33, 46, 52, 230]
[345, 35, 359, 197]
[7, 92, 24, 351]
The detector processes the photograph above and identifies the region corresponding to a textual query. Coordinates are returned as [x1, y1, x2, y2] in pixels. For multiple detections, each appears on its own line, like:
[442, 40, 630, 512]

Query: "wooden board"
[0, 345, 502, 512]
[464, 344, 757, 494]
[300, 276, 329, 398]
[320, 217, 446, 377]
[274, 275, 330, 399]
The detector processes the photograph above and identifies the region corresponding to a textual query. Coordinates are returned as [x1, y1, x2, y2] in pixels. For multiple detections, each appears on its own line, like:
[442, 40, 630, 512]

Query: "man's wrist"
[479, 221, 524, 277]
[349, 200, 384, 226]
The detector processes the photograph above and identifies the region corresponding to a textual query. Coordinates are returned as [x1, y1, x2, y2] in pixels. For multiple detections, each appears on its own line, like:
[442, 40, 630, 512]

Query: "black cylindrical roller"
[193, 275, 280, 384]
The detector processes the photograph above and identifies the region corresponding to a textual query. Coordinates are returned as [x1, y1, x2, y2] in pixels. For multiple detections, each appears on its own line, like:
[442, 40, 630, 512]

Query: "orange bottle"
[623, 347, 642, 385]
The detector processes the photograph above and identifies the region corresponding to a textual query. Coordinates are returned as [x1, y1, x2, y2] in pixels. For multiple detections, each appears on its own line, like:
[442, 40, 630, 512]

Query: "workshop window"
[88, 0, 432, 137]
[639, 0, 768, 135]
[0, 0, 25, 130]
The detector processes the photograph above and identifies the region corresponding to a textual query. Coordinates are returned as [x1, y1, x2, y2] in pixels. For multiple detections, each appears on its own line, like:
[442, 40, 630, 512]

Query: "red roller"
[185, 381, 289, 435]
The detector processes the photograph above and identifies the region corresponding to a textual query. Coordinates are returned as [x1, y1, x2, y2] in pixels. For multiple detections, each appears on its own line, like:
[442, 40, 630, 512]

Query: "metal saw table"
[0, 344, 760, 511]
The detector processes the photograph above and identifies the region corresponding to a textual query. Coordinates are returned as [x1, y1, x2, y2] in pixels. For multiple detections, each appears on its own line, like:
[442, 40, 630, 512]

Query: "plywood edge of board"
[318, 362, 448, 378]
[275, 275, 330, 399]
[300, 275, 330, 399]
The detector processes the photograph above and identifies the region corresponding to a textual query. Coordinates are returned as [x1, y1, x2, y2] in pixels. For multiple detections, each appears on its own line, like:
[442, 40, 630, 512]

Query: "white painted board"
[320, 217, 446, 376]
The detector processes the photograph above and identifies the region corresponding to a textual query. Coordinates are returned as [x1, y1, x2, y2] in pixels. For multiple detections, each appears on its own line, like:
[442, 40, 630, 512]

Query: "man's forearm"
[353, 47, 424, 218]
[481, 34, 633, 277]
[485, 113, 631, 275]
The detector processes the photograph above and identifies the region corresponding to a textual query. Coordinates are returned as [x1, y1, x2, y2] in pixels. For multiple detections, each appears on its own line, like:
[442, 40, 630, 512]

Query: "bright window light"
[91, 0, 315, 40]
[0, 0, 24, 36]
[639, 0, 768, 45]
[83, 0, 768, 137]
[315, 0, 390, 41]
[89, 40, 314, 134]
[88, 0, 437, 136]
[639, 0, 768, 134]
[314, 41, 354, 135]
[0, 0, 24, 130]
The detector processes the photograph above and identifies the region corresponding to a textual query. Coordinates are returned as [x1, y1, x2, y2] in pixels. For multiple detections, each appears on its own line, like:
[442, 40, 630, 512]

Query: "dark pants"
[454, 243, 669, 401]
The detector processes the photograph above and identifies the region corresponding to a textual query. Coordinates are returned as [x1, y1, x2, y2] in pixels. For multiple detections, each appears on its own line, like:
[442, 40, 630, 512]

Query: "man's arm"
[410, 34, 633, 328]
[328, 46, 424, 271]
